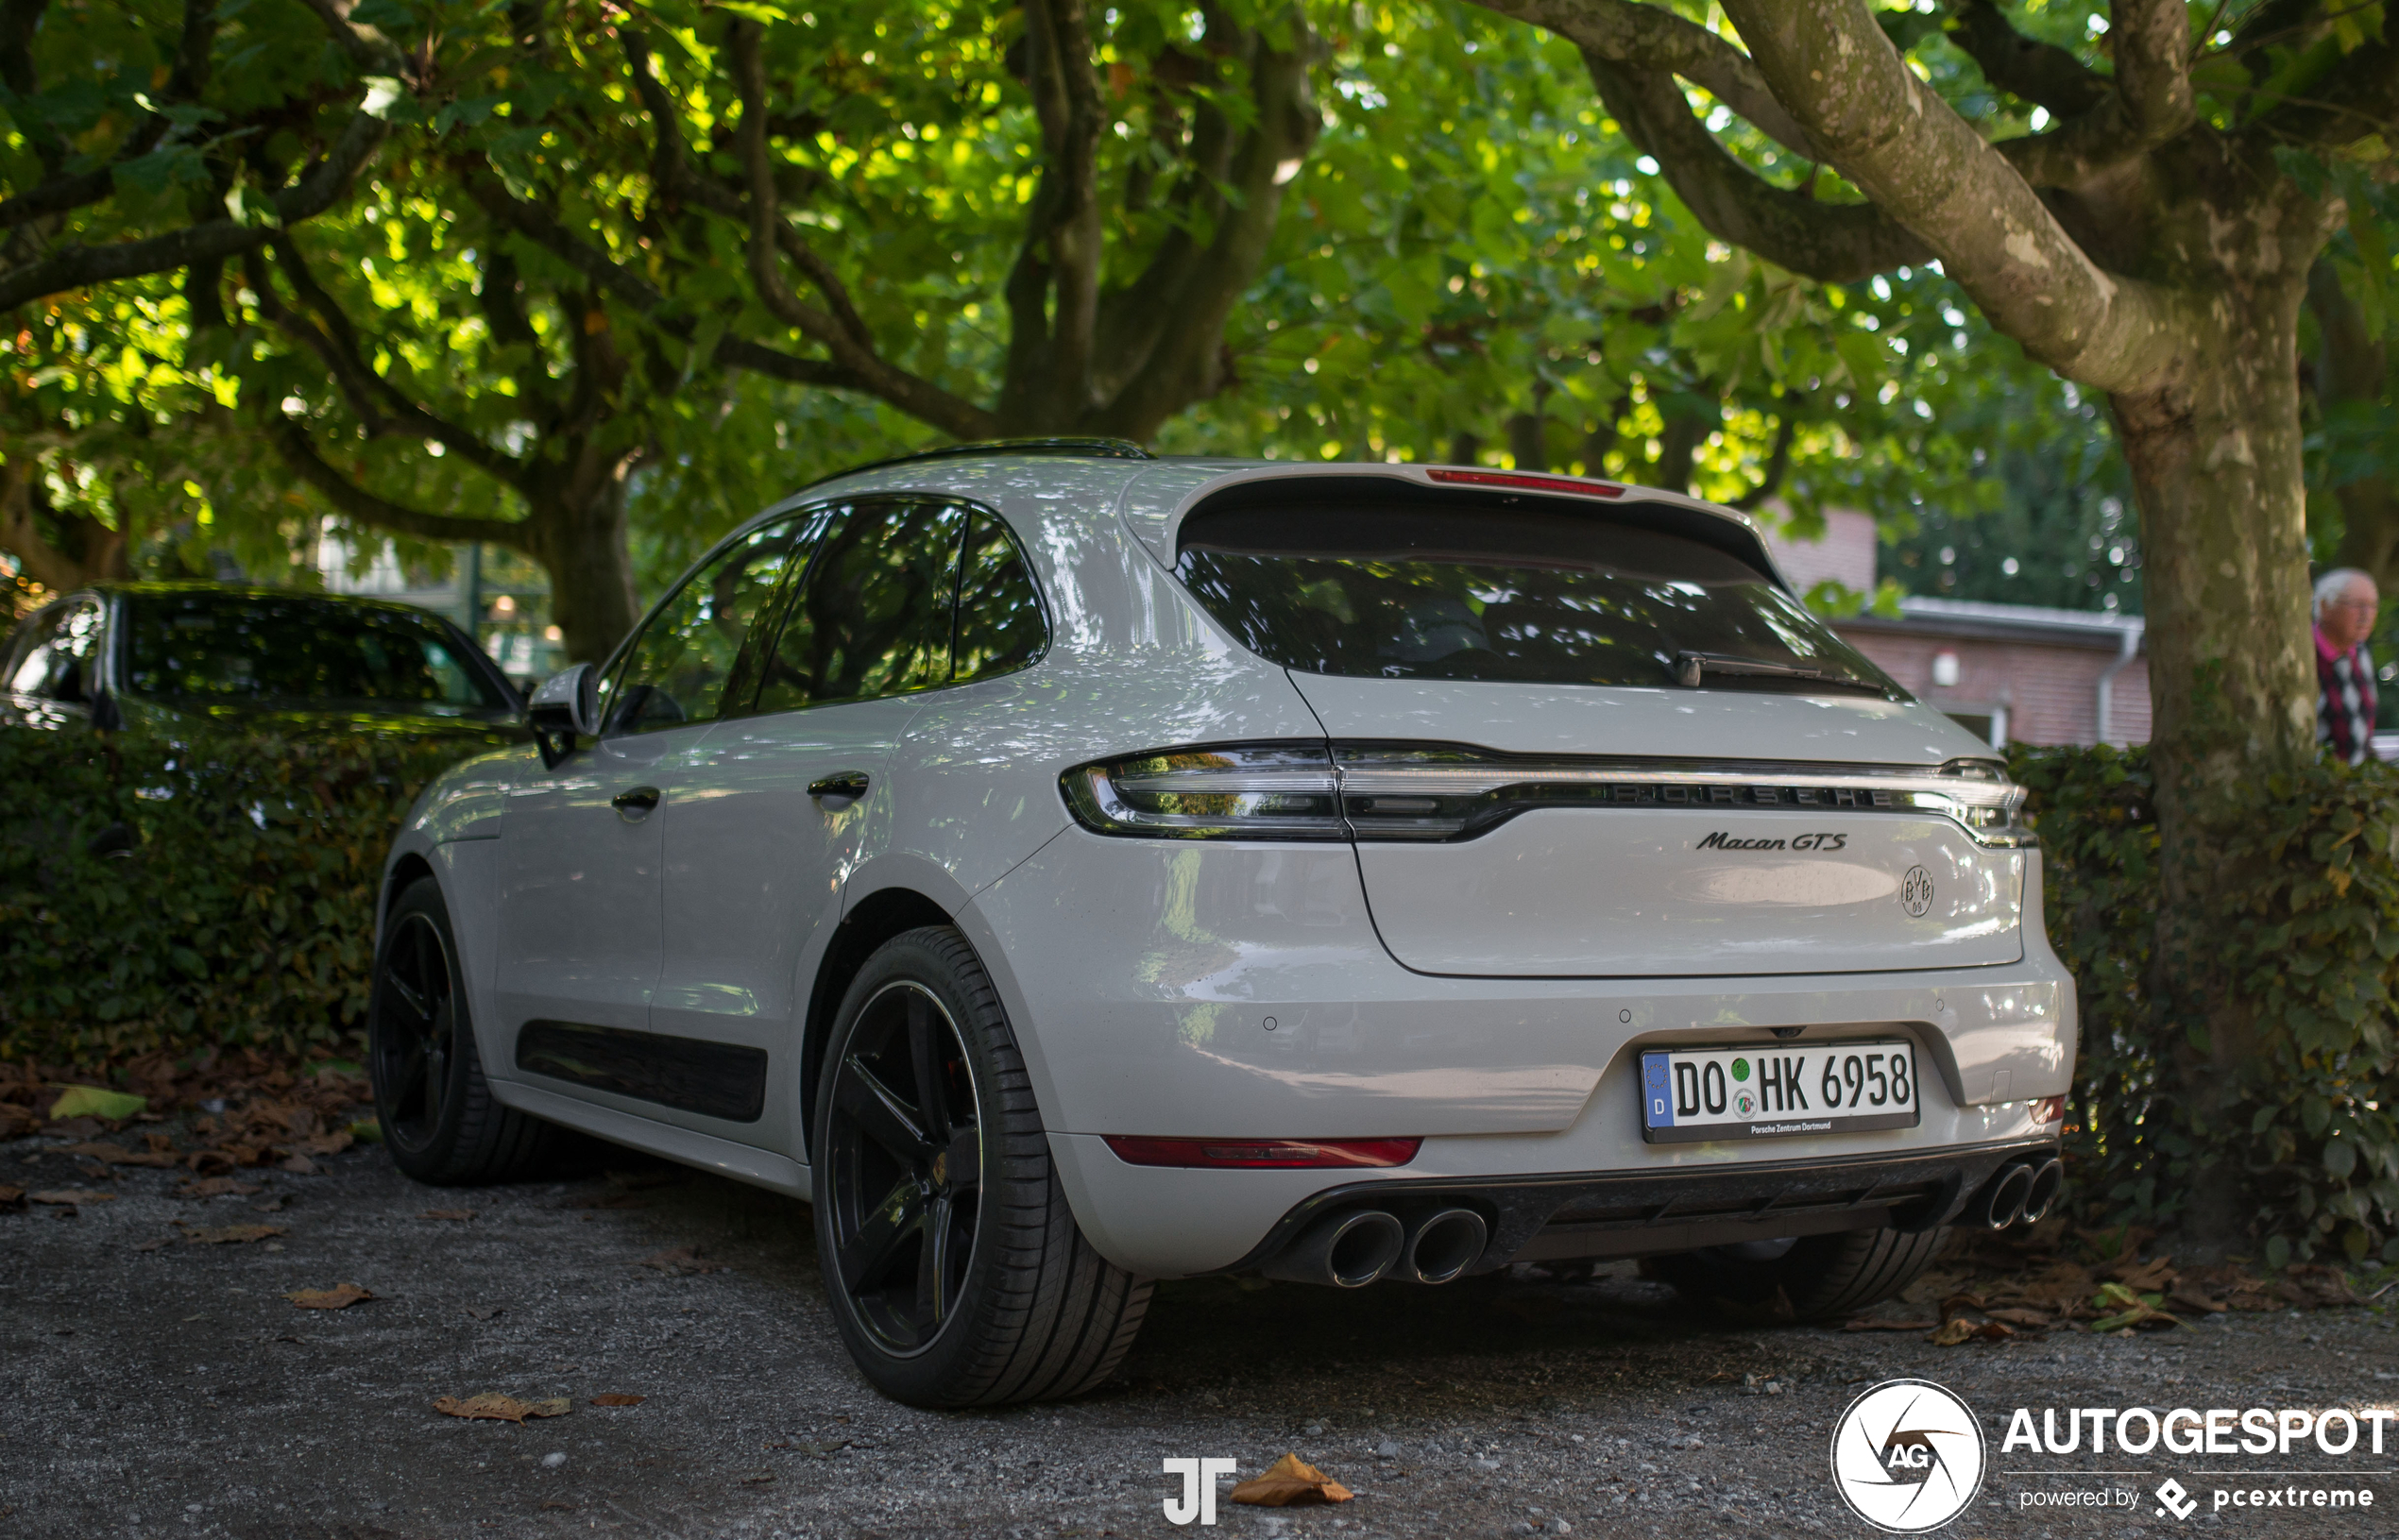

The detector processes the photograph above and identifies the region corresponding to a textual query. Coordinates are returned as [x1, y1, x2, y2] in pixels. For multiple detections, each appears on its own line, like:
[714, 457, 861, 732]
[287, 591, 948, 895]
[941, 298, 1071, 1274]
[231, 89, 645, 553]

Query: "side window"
[951, 510, 1047, 683]
[754, 499, 967, 714]
[5, 600, 103, 702]
[599, 518, 810, 735]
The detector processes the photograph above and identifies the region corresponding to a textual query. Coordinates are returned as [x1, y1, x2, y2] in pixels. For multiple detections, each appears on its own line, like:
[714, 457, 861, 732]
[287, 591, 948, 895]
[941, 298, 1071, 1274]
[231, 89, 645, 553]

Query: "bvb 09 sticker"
[1830, 1379, 1987, 1533]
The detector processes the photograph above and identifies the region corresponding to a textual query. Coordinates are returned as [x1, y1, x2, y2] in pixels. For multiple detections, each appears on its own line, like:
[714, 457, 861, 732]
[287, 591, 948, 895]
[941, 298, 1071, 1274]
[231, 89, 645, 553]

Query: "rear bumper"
[972, 828, 2078, 1278]
[966, 834, 2078, 1143]
[1222, 1135, 2060, 1277]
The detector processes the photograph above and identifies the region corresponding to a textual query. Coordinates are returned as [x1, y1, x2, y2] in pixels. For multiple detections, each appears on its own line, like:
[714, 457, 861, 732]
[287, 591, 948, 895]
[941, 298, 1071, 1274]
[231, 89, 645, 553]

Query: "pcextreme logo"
[1830, 1379, 1988, 1533]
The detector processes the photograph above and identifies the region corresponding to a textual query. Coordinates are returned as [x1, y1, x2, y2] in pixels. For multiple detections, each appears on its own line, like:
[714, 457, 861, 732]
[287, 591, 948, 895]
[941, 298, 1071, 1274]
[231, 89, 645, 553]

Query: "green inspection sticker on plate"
[1639, 1040, 1921, 1144]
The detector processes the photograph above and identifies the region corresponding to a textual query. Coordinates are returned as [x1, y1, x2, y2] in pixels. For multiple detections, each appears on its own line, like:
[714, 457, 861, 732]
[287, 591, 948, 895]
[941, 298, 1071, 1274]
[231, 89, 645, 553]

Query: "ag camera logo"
[1830, 1379, 1987, 1532]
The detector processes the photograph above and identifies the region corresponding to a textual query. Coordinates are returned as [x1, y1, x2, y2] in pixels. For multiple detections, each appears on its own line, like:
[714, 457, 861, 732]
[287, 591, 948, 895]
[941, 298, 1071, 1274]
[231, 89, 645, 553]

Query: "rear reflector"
[2031, 1096, 2067, 1126]
[1424, 466, 1624, 499]
[1102, 1136, 1421, 1170]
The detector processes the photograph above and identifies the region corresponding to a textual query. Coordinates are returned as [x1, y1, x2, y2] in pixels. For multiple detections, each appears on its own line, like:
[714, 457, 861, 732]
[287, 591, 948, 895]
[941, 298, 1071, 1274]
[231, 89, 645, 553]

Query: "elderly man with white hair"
[2315, 567, 2382, 764]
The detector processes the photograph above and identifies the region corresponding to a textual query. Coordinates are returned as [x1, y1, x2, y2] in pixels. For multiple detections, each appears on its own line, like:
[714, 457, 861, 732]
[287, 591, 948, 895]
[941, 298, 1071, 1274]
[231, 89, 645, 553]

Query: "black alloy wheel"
[372, 908, 455, 1156]
[367, 876, 558, 1185]
[823, 980, 983, 1355]
[811, 926, 1150, 1406]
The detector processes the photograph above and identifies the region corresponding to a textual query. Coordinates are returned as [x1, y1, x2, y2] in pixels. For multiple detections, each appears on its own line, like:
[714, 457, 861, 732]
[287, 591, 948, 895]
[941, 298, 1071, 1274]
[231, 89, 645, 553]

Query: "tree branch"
[1717, 0, 2185, 395]
[710, 334, 865, 389]
[290, 0, 409, 77]
[1090, 16, 1323, 438]
[2253, 32, 2399, 146]
[1727, 402, 1800, 511]
[2113, 0, 2197, 138]
[0, 104, 390, 313]
[1029, 0, 1106, 396]
[1472, 0, 1818, 159]
[1942, 0, 2109, 115]
[266, 417, 527, 548]
[247, 238, 530, 488]
[1584, 54, 1930, 283]
[723, 22, 999, 439]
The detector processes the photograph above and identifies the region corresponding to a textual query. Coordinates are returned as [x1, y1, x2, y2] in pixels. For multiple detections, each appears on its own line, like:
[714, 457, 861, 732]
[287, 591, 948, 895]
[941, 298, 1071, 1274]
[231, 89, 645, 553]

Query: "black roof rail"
[811, 436, 1152, 486]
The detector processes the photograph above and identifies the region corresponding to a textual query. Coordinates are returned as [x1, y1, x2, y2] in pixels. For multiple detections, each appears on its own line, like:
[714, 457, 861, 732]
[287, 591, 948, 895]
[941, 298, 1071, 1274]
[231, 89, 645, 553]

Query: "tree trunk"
[2109, 268, 2319, 1254]
[2309, 262, 2397, 587]
[520, 472, 643, 667]
[1, 459, 132, 592]
[1506, 411, 1548, 472]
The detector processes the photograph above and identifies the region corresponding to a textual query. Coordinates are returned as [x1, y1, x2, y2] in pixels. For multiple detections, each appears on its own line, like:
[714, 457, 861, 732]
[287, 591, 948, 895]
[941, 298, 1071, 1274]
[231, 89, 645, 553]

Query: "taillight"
[2032, 1096, 2066, 1126]
[1062, 741, 2035, 848]
[1103, 1136, 1421, 1169]
[1061, 744, 1345, 839]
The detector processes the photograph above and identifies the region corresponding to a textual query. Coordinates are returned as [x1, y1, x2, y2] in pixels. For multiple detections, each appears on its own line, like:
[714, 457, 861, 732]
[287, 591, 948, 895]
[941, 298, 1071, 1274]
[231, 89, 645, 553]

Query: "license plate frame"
[1638, 1039, 1921, 1144]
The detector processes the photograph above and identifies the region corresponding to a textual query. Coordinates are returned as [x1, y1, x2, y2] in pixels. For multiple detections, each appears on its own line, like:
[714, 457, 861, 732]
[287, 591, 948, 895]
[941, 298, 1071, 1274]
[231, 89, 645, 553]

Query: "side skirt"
[490, 1081, 812, 1200]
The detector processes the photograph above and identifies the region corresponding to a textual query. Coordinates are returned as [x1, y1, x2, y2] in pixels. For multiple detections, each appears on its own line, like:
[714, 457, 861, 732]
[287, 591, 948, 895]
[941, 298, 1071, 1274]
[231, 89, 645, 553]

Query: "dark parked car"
[1, 584, 525, 744]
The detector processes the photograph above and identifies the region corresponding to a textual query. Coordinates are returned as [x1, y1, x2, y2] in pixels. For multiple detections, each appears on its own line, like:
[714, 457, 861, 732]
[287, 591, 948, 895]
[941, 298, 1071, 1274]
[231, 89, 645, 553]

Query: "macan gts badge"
[368, 441, 2075, 1406]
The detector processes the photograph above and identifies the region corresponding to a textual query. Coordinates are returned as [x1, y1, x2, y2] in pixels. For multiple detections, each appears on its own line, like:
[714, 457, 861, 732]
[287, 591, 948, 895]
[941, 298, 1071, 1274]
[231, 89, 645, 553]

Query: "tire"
[1646, 1225, 1948, 1323]
[368, 876, 557, 1185]
[811, 925, 1151, 1407]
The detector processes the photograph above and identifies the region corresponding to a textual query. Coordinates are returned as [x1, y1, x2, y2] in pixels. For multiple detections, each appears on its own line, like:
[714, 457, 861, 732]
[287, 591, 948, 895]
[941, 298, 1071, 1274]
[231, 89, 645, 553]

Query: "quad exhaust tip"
[1400, 1208, 1489, 1285]
[2020, 1158, 2064, 1226]
[1261, 1210, 1406, 1288]
[1260, 1206, 1491, 1288]
[1973, 1159, 2063, 1229]
[1977, 1163, 2036, 1229]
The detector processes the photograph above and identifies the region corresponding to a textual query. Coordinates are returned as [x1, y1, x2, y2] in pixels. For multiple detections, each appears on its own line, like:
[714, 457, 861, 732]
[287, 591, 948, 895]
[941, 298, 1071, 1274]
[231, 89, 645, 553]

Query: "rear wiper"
[1674, 651, 1883, 694]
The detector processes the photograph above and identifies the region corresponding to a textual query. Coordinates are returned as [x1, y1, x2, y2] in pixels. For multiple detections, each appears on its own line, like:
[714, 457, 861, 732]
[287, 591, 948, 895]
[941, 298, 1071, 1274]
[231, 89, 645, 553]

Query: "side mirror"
[528, 663, 598, 769]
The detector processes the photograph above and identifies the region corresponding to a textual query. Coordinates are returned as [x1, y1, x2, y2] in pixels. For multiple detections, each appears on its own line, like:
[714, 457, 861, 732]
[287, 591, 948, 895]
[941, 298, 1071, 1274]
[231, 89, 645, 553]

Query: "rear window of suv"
[1174, 496, 1900, 696]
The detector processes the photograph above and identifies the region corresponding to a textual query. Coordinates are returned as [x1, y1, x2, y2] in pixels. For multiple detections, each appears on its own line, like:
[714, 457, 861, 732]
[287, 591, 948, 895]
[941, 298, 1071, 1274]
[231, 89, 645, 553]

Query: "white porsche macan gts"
[369, 440, 2074, 1407]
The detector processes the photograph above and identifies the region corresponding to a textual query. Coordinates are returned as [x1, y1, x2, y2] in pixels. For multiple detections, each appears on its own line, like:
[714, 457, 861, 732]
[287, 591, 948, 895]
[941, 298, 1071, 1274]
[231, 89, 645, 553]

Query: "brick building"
[1761, 508, 2151, 749]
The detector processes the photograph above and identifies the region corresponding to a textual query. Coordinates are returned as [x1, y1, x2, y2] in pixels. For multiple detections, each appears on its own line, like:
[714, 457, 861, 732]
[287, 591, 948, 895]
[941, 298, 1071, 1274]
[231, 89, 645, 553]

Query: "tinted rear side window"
[122, 594, 512, 712]
[1175, 501, 1897, 695]
[951, 510, 1046, 683]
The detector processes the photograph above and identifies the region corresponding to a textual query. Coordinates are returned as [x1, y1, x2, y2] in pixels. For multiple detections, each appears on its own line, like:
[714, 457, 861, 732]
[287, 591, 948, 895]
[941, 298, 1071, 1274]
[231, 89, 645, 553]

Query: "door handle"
[611, 785, 661, 819]
[808, 770, 871, 800]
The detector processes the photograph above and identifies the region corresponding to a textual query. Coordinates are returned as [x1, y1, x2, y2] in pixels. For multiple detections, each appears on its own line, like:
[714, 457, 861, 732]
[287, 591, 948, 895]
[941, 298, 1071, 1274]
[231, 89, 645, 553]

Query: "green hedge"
[2017, 743, 2399, 1263]
[0, 725, 483, 1064]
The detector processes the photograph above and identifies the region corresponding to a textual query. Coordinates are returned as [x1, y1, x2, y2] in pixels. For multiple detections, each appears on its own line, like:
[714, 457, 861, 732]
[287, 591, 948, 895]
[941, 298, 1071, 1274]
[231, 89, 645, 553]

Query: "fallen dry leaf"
[179, 1223, 285, 1244]
[1982, 1307, 2053, 1328]
[1928, 1317, 2016, 1345]
[0, 1185, 23, 1210]
[1229, 1453, 1354, 1507]
[462, 1306, 503, 1322]
[286, 1284, 374, 1311]
[47, 1085, 146, 1123]
[28, 1189, 116, 1206]
[177, 1177, 263, 1199]
[61, 1142, 178, 1169]
[279, 1155, 317, 1176]
[637, 1245, 723, 1276]
[433, 1394, 572, 1424]
[589, 1394, 644, 1408]
[1843, 1317, 1938, 1332]
[2110, 1256, 2177, 1293]
[420, 1210, 476, 1222]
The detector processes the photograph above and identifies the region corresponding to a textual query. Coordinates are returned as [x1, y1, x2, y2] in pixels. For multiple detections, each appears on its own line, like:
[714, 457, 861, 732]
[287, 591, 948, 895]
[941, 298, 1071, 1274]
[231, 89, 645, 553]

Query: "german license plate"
[1639, 1041, 1921, 1143]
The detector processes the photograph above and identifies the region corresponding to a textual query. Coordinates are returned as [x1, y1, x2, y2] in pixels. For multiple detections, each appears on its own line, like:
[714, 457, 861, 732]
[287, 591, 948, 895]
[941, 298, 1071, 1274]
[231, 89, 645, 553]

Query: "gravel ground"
[5, 1131, 2398, 1540]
